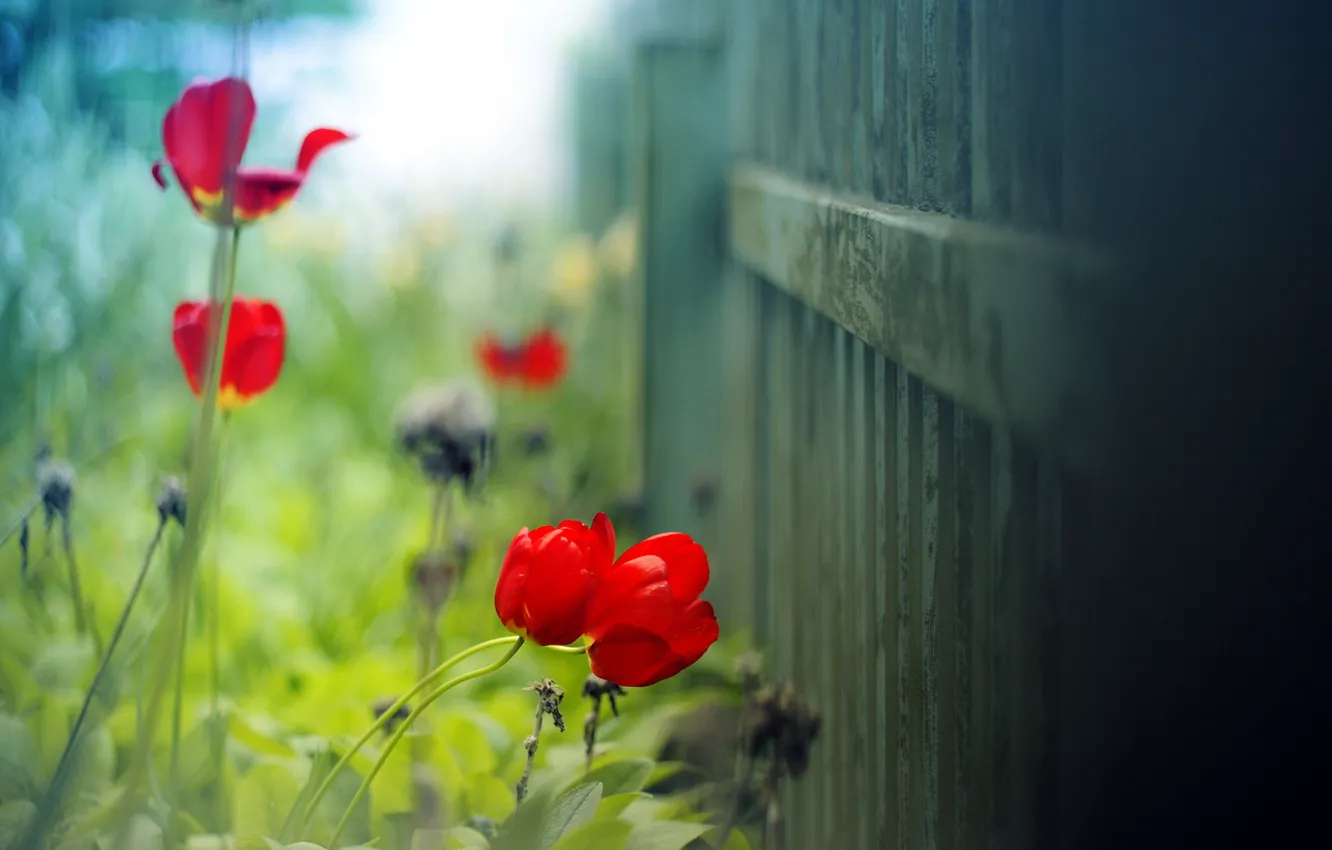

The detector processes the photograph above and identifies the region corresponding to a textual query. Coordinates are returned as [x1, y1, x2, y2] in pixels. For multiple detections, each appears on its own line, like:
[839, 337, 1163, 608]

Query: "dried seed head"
[394, 380, 496, 489]
[372, 696, 412, 734]
[607, 491, 645, 533]
[449, 531, 475, 572]
[36, 456, 74, 522]
[493, 224, 522, 265]
[748, 684, 822, 778]
[156, 477, 188, 527]
[691, 471, 720, 515]
[736, 652, 764, 698]
[410, 551, 455, 613]
[521, 425, 551, 457]
[582, 674, 626, 717]
[524, 678, 567, 732]
[462, 815, 498, 839]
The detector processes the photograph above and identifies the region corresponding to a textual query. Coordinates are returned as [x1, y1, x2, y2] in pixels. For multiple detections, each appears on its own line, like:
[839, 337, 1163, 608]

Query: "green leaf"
[233, 761, 304, 846]
[547, 820, 632, 850]
[597, 793, 647, 820]
[538, 783, 602, 850]
[567, 759, 654, 798]
[718, 828, 751, 850]
[0, 714, 39, 799]
[230, 714, 298, 760]
[459, 773, 515, 824]
[622, 821, 711, 850]
[185, 835, 234, 850]
[0, 800, 37, 849]
[442, 827, 490, 849]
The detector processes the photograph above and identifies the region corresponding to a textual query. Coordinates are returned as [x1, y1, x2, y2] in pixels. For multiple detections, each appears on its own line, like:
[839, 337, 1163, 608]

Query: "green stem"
[59, 511, 92, 643]
[210, 412, 232, 827]
[300, 636, 519, 831]
[169, 588, 189, 796]
[115, 224, 242, 837]
[17, 517, 168, 850]
[327, 638, 526, 848]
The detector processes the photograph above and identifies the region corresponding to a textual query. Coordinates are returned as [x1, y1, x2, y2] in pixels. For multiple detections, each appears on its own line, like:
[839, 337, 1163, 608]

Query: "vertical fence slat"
[898, 370, 922, 847]
[850, 337, 872, 850]
[936, 398, 960, 850]
[830, 325, 850, 848]
[876, 353, 901, 849]
[921, 388, 941, 850]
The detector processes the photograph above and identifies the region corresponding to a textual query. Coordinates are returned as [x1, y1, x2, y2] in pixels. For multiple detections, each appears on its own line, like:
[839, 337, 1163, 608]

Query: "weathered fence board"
[611, 0, 1102, 846]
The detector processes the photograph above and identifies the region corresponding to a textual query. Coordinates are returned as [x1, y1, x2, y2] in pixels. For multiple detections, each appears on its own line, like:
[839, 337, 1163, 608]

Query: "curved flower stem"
[299, 635, 521, 831]
[327, 638, 526, 848]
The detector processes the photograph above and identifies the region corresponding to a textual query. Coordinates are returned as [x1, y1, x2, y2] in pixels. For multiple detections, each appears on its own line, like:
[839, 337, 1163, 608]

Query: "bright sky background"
[249, 0, 611, 208]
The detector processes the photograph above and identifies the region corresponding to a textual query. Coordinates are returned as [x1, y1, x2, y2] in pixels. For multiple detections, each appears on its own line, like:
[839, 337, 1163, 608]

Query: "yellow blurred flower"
[380, 243, 423, 291]
[417, 212, 458, 249]
[598, 210, 638, 281]
[310, 217, 347, 262]
[262, 212, 306, 255]
[549, 234, 598, 307]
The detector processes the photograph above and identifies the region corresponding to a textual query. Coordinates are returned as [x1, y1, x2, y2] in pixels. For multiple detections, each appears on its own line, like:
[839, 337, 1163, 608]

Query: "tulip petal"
[523, 530, 596, 645]
[233, 167, 305, 223]
[587, 624, 682, 688]
[171, 301, 211, 396]
[222, 300, 285, 399]
[163, 77, 255, 196]
[295, 128, 354, 173]
[495, 529, 535, 633]
[616, 532, 710, 603]
[667, 599, 719, 660]
[590, 512, 616, 574]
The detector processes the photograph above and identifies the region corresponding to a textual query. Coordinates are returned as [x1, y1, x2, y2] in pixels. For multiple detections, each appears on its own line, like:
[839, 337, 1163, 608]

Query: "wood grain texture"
[730, 163, 1114, 477]
[616, 1, 1079, 848]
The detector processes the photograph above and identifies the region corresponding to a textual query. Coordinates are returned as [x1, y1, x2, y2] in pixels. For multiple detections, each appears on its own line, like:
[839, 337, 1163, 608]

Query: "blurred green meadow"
[0, 6, 751, 850]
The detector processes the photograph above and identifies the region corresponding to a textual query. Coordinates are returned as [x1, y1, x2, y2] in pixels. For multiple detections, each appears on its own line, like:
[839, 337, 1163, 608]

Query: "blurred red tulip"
[476, 327, 568, 389]
[152, 77, 352, 226]
[584, 530, 719, 688]
[494, 513, 615, 646]
[172, 297, 286, 412]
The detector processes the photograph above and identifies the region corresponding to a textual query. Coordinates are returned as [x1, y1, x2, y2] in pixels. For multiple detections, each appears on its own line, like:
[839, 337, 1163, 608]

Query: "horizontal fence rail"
[729, 164, 1115, 480]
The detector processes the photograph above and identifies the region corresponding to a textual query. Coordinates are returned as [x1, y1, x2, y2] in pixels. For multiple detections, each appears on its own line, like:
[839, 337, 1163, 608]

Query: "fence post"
[569, 42, 631, 238]
[623, 0, 729, 607]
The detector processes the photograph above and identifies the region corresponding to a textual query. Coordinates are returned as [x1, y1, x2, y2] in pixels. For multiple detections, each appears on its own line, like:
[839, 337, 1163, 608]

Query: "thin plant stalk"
[326, 639, 527, 848]
[515, 701, 545, 804]
[0, 496, 39, 549]
[113, 224, 242, 839]
[716, 751, 756, 850]
[209, 413, 233, 827]
[16, 515, 169, 850]
[59, 511, 93, 645]
[299, 636, 518, 830]
[169, 597, 189, 796]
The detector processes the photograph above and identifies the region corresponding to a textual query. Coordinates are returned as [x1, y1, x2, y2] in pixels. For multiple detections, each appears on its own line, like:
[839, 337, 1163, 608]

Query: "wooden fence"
[576, 0, 1218, 848]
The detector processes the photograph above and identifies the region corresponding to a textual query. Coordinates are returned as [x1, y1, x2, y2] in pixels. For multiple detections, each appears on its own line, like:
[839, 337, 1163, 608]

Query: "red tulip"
[494, 513, 615, 646]
[583, 530, 719, 688]
[152, 77, 352, 226]
[476, 327, 567, 389]
[172, 297, 286, 412]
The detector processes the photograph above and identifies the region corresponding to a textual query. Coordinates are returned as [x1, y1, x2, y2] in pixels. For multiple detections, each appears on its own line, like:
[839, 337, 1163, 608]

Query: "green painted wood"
[627, 26, 727, 599]
[569, 46, 630, 237]
[729, 164, 1114, 479]
[614, 0, 1079, 848]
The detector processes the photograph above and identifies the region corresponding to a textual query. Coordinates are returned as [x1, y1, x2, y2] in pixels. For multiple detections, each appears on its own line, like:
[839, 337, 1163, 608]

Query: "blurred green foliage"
[0, 29, 754, 850]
